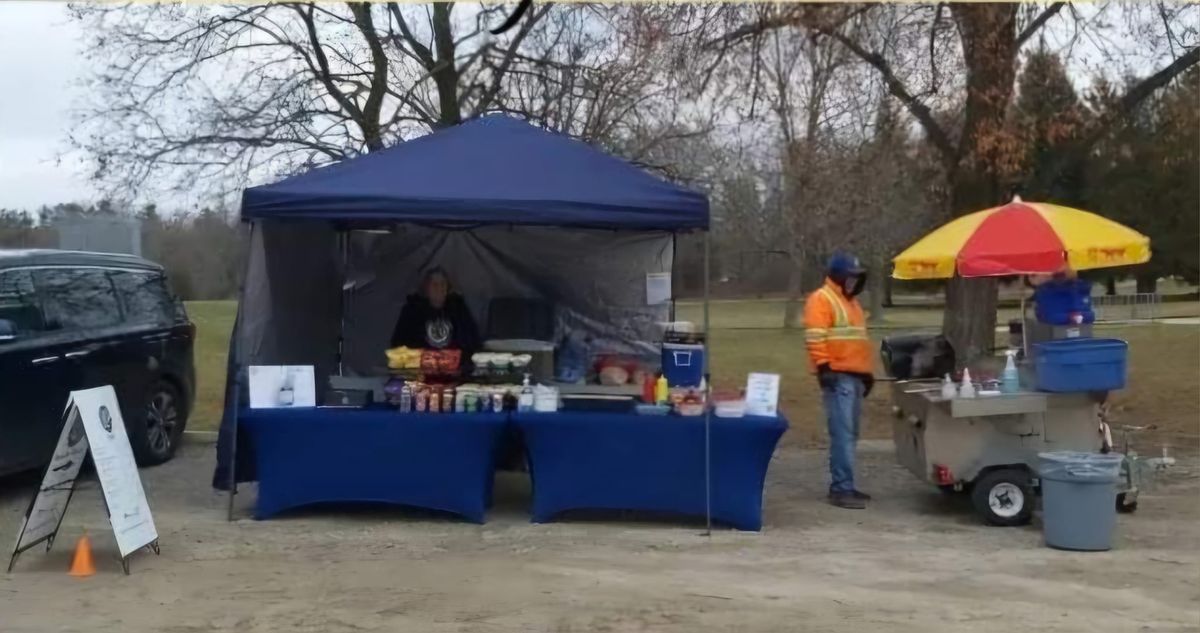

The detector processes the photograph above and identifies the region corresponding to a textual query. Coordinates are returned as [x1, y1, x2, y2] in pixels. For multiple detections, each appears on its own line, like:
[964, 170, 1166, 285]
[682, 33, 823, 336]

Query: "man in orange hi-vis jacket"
[805, 252, 875, 510]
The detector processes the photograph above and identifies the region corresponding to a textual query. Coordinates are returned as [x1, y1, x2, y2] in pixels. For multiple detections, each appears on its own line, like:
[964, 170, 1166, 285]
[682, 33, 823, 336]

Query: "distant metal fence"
[1093, 293, 1161, 322]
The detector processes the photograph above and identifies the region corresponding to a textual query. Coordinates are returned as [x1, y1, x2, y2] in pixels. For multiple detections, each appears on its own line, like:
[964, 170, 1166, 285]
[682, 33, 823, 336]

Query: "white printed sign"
[248, 365, 316, 409]
[10, 407, 88, 559]
[646, 272, 672, 306]
[9, 386, 159, 572]
[745, 373, 781, 417]
[73, 387, 159, 558]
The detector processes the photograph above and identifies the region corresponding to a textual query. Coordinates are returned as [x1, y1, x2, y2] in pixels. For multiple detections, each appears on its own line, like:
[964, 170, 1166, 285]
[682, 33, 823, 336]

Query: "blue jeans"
[822, 372, 863, 495]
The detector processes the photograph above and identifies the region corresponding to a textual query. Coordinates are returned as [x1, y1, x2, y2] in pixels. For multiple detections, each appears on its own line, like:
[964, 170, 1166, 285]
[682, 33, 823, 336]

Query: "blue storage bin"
[1034, 338, 1127, 392]
[662, 343, 705, 387]
[1034, 279, 1094, 325]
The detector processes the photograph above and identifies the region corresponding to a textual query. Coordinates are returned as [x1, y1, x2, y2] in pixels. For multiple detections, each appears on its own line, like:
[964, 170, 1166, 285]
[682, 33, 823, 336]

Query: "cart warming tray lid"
[924, 392, 1048, 418]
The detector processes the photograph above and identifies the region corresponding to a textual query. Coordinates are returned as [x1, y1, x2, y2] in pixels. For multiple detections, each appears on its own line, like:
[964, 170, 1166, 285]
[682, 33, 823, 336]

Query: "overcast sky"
[0, 2, 93, 210]
[0, 2, 1173, 213]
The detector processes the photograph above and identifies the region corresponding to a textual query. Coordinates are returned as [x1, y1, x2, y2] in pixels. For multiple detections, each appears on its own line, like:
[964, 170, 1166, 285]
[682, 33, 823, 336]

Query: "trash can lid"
[1038, 451, 1124, 465]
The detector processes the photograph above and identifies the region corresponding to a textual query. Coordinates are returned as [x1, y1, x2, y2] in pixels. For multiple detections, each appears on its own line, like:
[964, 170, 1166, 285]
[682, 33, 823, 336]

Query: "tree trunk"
[782, 253, 807, 329]
[943, 276, 999, 364]
[865, 257, 885, 324]
[941, 5, 1019, 366]
[431, 3, 462, 128]
[1135, 274, 1158, 294]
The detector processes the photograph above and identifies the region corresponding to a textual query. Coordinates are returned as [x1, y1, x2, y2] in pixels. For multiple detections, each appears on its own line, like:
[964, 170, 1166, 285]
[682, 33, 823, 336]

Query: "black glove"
[859, 373, 875, 397]
[817, 364, 837, 391]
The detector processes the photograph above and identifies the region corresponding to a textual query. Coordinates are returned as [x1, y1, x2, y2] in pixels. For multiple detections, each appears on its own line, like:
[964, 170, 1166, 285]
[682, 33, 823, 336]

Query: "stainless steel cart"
[890, 382, 1108, 526]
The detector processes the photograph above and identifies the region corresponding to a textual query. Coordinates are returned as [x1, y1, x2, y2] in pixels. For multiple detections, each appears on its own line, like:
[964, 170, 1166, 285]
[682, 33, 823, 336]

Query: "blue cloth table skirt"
[513, 412, 788, 531]
[240, 408, 509, 522]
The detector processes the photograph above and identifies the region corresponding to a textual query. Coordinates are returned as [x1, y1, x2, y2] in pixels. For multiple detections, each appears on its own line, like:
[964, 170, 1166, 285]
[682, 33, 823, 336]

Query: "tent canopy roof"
[240, 116, 709, 230]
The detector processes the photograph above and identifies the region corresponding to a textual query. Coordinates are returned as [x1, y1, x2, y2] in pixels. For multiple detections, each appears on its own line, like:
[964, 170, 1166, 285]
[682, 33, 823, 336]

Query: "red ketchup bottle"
[642, 372, 657, 404]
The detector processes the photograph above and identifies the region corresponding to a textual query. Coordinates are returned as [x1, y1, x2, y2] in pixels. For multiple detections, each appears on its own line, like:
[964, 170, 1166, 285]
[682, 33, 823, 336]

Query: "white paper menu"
[745, 373, 781, 417]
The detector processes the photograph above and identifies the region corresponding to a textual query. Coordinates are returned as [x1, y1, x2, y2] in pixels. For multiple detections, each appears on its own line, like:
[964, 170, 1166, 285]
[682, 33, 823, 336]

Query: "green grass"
[186, 301, 236, 430]
[185, 300, 1199, 453]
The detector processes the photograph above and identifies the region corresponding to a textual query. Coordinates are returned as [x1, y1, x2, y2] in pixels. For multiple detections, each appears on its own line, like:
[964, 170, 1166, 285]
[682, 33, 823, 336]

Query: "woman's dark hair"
[421, 266, 451, 292]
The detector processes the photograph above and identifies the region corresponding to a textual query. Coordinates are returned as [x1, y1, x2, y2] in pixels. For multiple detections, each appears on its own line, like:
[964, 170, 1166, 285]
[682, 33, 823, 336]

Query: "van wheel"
[971, 469, 1033, 527]
[133, 381, 187, 466]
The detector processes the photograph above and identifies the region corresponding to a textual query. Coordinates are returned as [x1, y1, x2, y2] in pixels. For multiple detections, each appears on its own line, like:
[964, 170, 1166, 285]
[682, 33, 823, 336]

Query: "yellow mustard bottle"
[655, 373, 669, 405]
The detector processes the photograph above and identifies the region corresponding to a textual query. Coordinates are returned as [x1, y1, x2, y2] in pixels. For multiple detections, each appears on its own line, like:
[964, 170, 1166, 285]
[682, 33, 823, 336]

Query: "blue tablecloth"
[240, 408, 508, 522]
[513, 412, 788, 531]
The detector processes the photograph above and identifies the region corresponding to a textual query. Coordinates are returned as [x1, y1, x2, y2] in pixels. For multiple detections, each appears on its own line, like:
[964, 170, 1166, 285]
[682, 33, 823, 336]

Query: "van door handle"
[31, 356, 59, 365]
[65, 350, 91, 359]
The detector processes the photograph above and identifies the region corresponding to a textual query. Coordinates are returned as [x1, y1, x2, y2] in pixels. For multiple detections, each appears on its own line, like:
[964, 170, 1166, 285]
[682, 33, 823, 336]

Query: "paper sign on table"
[745, 373, 781, 417]
[248, 365, 316, 409]
[645, 272, 672, 306]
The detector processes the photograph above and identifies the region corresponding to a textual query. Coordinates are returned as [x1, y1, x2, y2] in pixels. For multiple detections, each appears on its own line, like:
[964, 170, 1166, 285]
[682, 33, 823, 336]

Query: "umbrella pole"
[1021, 276, 1029, 360]
[703, 231, 712, 537]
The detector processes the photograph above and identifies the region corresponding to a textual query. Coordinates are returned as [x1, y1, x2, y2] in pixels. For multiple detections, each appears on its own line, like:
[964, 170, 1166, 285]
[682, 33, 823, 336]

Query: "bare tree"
[68, 3, 710, 202]
[701, 1, 1200, 361]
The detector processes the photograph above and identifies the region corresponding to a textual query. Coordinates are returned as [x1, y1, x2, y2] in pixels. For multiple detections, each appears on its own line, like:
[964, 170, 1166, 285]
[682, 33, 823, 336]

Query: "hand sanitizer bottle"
[1001, 350, 1020, 394]
[518, 373, 535, 413]
[940, 374, 957, 400]
[959, 368, 977, 399]
[278, 369, 295, 406]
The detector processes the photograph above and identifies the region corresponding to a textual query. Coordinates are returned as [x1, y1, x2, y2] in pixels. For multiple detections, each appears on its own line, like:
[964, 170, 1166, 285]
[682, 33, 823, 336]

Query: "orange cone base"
[68, 535, 96, 577]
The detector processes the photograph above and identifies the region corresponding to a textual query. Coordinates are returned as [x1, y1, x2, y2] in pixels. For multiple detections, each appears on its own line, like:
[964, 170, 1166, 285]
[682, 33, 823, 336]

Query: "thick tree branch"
[1016, 3, 1066, 48]
[809, 22, 957, 165]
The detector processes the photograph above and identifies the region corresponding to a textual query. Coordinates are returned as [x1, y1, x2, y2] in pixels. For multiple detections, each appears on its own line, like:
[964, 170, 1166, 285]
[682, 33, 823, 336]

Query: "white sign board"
[9, 386, 159, 572]
[745, 373, 781, 417]
[73, 387, 159, 558]
[248, 365, 316, 409]
[646, 272, 672, 306]
[11, 407, 88, 557]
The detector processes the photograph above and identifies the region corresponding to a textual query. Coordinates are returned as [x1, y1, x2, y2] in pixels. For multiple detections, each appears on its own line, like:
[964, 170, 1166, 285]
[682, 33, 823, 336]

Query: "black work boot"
[827, 491, 866, 510]
[852, 490, 872, 501]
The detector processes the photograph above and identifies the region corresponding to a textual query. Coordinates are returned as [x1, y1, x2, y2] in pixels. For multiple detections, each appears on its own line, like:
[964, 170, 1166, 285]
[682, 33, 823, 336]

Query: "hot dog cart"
[887, 196, 1151, 526]
[888, 378, 1104, 525]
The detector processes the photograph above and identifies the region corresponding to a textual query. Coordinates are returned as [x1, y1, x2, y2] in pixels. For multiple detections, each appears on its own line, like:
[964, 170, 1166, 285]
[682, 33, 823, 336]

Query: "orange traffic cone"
[68, 534, 95, 578]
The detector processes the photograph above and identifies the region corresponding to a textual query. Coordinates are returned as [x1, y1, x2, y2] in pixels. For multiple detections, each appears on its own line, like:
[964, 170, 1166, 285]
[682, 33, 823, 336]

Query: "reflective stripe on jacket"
[803, 278, 873, 374]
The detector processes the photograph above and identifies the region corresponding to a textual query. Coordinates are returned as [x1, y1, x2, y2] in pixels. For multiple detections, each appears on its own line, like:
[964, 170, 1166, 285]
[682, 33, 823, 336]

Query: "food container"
[598, 365, 630, 386]
[676, 402, 705, 417]
[635, 403, 671, 416]
[532, 385, 559, 413]
[485, 340, 554, 382]
[386, 346, 423, 370]
[713, 399, 746, 418]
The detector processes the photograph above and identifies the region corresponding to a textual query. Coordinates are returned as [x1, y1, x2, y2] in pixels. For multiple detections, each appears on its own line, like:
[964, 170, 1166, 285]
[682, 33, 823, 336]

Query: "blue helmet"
[827, 251, 866, 278]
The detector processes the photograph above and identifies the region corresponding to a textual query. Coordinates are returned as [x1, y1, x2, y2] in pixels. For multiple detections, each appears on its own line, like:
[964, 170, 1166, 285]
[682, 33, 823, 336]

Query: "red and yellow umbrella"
[892, 197, 1151, 280]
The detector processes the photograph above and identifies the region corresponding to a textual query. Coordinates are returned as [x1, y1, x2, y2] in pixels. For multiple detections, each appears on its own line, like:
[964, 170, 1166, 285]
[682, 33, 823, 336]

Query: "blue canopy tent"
[213, 116, 781, 529]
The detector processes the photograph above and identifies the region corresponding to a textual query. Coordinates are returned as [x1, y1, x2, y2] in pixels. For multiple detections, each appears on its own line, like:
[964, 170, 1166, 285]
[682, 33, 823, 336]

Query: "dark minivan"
[0, 249, 195, 476]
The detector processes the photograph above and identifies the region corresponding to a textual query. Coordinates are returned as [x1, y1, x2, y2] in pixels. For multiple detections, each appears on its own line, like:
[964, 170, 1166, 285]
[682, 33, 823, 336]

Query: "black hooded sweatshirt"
[389, 293, 481, 353]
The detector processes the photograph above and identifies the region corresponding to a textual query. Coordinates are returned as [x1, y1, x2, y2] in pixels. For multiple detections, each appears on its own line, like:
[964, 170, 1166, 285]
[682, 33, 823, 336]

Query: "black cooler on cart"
[880, 333, 956, 380]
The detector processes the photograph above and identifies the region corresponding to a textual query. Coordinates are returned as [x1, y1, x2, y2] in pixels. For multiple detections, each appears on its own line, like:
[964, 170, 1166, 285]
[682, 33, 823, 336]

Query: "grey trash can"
[1038, 451, 1125, 551]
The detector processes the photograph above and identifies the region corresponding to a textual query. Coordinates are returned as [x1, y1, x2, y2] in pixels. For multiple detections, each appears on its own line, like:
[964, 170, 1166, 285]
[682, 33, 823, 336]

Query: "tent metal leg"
[703, 231, 712, 537]
[227, 380, 239, 522]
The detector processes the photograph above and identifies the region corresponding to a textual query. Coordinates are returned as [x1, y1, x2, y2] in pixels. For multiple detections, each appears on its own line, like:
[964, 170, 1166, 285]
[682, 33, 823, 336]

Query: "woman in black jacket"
[390, 268, 481, 353]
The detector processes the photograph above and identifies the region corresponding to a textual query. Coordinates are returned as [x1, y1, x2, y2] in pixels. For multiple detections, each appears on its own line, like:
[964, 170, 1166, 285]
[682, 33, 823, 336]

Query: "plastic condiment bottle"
[654, 373, 669, 405]
[1001, 350, 1020, 393]
[642, 373, 657, 404]
[959, 368, 977, 399]
[940, 374, 957, 400]
[518, 374, 535, 413]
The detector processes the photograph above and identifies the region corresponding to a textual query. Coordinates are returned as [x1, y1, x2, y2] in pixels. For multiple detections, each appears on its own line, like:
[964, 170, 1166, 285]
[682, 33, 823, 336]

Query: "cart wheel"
[971, 469, 1033, 527]
[1116, 492, 1139, 514]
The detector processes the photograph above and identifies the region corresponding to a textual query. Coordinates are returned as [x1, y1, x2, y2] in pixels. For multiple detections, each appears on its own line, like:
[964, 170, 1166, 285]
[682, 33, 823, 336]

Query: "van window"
[0, 270, 46, 334]
[112, 271, 174, 327]
[35, 268, 121, 331]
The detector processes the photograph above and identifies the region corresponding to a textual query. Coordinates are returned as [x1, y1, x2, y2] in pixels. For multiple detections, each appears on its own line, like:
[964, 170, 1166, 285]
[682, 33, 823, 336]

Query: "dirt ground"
[2, 436, 1198, 633]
